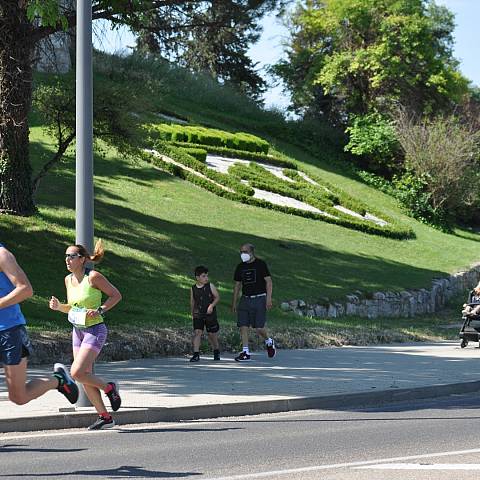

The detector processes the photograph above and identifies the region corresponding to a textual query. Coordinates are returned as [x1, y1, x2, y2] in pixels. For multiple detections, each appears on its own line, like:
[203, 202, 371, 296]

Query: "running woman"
[49, 240, 122, 430]
[0, 243, 78, 406]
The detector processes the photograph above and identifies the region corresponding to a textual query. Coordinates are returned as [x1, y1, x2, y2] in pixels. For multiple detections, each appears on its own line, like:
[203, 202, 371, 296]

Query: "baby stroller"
[459, 289, 480, 348]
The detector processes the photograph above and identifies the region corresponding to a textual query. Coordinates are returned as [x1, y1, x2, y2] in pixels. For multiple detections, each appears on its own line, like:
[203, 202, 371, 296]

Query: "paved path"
[1, 342, 480, 432]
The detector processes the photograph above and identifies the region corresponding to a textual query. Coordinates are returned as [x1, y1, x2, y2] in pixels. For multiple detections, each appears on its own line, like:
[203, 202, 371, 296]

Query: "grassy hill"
[3, 52, 478, 343]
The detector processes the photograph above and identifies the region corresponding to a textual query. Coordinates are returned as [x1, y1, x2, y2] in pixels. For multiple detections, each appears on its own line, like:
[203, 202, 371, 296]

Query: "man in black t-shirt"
[232, 243, 275, 361]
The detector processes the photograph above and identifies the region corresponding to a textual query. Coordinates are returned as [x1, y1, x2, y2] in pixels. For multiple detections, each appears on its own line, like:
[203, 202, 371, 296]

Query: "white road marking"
[356, 463, 480, 470]
[0, 419, 241, 441]
[0, 429, 114, 441]
[200, 448, 480, 480]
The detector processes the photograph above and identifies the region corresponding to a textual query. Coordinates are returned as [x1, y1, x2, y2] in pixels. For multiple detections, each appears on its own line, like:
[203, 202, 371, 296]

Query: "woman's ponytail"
[90, 239, 105, 263]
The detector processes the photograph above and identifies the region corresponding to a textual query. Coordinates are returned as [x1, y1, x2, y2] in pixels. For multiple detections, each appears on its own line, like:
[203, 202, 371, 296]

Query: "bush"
[345, 114, 400, 175]
[395, 111, 480, 228]
[392, 171, 442, 226]
[357, 170, 397, 197]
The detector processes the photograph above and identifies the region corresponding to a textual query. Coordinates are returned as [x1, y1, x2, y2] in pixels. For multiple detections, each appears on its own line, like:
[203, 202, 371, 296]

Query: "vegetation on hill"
[274, 0, 480, 230]
[7, 52, 477, 347]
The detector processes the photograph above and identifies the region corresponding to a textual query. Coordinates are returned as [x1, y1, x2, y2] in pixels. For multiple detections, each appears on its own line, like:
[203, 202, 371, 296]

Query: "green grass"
[4, 52, 478, 340]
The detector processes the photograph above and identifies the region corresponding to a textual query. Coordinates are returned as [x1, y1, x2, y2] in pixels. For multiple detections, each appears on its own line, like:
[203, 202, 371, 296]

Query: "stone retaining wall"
[281, 263, 480, 319]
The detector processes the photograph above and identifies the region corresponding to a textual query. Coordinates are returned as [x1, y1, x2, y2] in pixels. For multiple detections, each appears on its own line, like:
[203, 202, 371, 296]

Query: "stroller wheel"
[461, 339, 468, 348]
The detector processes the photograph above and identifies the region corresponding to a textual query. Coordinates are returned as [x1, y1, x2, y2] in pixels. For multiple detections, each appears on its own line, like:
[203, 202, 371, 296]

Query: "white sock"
[265, 338, 273, 347]
[242, 346, 250, 355]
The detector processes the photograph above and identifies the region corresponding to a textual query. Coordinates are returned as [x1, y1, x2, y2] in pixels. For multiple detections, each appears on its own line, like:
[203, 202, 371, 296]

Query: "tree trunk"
[0, 2, 35, 215]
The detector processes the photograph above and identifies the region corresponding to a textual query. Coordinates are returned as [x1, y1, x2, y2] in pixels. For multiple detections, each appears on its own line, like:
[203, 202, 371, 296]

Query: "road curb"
[3, 379, 480, 433]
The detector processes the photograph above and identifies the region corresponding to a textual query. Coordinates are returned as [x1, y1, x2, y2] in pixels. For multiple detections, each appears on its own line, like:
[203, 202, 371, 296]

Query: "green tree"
[134, 1, 284, 99]
[0, 0, 279, 215]
[32, 73, 141, 195]
[274, 0, 469, 123]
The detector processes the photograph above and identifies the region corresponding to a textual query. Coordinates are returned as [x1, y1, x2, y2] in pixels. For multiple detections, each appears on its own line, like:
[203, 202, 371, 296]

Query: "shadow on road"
[0, 464, 201, 478]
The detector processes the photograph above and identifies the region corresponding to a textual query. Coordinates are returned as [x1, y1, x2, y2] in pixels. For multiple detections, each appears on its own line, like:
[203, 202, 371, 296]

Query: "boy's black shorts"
[193, 314, 219, 333]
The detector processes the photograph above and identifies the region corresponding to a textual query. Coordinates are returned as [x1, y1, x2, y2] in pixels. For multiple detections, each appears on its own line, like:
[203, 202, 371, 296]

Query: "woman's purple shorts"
[72, 323, 107, 354]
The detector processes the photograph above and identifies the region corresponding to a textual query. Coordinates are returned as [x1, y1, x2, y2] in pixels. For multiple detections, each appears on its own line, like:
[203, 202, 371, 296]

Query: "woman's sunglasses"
[65, 253, 83, 259]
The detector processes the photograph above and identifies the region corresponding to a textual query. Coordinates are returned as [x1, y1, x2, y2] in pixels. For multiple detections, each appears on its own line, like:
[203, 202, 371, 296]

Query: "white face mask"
[240, 253, 251, 263]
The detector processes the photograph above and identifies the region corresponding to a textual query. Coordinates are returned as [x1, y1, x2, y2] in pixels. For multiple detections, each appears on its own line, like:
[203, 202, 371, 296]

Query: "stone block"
[346, 295, 359, 304]
[327, 304, 337, 318]
[346, 303, 357, 315]
[280, 302, 291, 312]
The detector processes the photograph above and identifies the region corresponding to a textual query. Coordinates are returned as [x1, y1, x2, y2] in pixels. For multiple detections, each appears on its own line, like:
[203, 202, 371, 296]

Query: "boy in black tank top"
[189, 266, 220, 362]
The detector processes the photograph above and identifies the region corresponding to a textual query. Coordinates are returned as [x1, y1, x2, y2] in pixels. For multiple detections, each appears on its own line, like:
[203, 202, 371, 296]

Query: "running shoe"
[213, 350, 220, 361]
[88, 415, 115, 430]
[234, 351, 251, 362]
[53, 363, 79, 404]
[190, 353, 200, 363]
[105, 382, 121, 411]
[266, 340, 276, 358]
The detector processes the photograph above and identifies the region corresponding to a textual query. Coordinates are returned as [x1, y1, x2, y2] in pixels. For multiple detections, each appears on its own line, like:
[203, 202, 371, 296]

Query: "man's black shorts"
[0, 325, 32, 366]
[193, 314, 219, 333]
[237, 295, 267, 328]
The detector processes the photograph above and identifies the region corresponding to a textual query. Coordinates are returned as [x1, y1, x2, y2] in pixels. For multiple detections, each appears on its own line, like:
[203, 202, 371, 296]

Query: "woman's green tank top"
[66, 272, 103, 327]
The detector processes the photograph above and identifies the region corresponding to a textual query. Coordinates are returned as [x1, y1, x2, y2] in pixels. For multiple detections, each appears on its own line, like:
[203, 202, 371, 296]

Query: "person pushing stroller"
[459, 281, 480, 348]
[462, 282, 480, 317]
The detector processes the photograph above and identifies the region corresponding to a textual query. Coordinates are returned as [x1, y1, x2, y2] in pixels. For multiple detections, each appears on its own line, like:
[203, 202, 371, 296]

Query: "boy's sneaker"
[235, 351, 251, 362]
[53, 363, 79, 404]
[266, 340, 276, 358]
[88, 415, 115, 430]
[105, 382, 121, 411]
[213, 350, 220, 361]
[190, 353, 200, 362]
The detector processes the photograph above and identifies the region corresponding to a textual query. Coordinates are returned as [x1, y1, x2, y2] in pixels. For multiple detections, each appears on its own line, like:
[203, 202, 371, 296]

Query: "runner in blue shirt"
[0, 243, 78, 406]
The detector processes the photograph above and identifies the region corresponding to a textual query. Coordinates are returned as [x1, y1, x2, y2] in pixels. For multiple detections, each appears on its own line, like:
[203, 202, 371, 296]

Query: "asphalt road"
[2, 394, 480, 479]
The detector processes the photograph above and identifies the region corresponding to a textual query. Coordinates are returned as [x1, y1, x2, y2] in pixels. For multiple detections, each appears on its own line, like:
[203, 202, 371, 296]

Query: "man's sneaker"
[88, 415, 115, 430]
[105, 382, 121, 411]
[213, 350, 220, 361]
[53, 363, 79, 404]
[235, 351, 251, 362]
[266, 340, 276, 358]
[190, 353, 200, 363]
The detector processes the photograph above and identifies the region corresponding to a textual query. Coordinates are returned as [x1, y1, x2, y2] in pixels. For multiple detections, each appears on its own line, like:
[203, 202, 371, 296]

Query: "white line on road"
[200, 448, 480, 480]
[0, 420, 235, 441]
[356, 463, 480, 470]
[1, 428, 114, 441]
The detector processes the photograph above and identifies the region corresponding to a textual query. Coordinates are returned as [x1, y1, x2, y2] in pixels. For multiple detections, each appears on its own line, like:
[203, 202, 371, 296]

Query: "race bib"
[68, 307, 87, 327]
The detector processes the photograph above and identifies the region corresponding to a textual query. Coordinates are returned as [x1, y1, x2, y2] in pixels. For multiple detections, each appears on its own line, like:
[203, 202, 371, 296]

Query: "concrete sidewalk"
[1, 341, 480, 433]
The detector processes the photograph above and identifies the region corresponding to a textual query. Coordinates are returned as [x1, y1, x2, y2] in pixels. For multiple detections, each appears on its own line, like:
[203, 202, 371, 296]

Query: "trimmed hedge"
[228, 162, 413, 238]
[152, 141, 253, 196]
[283, 169, 366, 215]
[170, 142, 297, 169]
[178, 146, 207, 162]
[146, 144, 414, 239]
[149, 124, 269, 154]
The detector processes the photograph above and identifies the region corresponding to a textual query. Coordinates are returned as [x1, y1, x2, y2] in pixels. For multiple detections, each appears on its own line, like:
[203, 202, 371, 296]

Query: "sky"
[93, 0, 480, 110]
